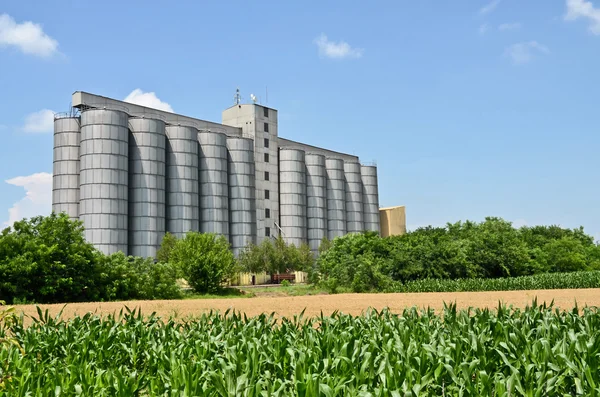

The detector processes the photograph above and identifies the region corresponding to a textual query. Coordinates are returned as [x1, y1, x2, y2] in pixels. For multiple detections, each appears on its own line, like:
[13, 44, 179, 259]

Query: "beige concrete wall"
[379, 206, 406, 237]
[230, 271, 308, 286]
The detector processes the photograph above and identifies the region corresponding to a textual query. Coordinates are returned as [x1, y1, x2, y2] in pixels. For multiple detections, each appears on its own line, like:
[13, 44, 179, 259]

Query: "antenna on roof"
[234, 88, 241, 105]
[250, 94, 257, 104]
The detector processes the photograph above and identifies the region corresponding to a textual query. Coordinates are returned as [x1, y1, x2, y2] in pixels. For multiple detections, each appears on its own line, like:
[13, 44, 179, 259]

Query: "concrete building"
[52, 91, 381, 257]
[379, 206, 407, 237]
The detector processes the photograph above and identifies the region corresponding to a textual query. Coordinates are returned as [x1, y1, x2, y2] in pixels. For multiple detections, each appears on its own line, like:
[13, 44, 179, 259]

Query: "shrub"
[170, 232, 236, 293]
[156, 232, 177, 263]
[100, 253, 182, 301]
[238, 237, 314, 275]
[0, 213, 101, 304]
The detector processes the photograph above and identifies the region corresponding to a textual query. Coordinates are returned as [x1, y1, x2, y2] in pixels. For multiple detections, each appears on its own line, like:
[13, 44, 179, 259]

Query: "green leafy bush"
[0, 213, 101, 304]
[0, 213, 182, 304]
[170, 232, 236, 293]
[315, 218, 600, 292]
[238, 236, 314, 275]
[100, 253, 182, 301]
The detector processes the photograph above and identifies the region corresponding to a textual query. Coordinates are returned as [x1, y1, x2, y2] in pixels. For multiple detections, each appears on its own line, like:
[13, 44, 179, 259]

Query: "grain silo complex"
[52, 91, 381, 257]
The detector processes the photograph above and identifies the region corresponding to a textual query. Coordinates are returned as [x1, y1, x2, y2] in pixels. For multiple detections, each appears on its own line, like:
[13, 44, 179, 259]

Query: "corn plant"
[1, 301, 600, 395]
[395, 270, 600, 293]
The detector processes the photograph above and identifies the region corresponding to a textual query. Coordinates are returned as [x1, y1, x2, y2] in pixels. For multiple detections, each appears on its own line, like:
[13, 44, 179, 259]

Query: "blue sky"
[1, 0, 599, 241]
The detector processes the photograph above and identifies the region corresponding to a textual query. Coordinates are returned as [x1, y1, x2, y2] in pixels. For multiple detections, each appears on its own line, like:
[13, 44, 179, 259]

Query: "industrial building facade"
[52, 91, 380, 257]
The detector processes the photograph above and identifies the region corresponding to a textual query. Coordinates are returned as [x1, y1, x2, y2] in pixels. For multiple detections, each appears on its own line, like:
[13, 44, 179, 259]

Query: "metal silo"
[198, 130, 229, 239]
[79, 108, 129, 254]
[325, 157, 346, 240]
[279, 148, 307, 247]
[305, 153, 327, 255]
[165, 125, 199, 238]
[226, 136, 256, 256]
[128, 117, 166, 258]
[52, 115, 80, 220]
[344, 161, 364, 233]
[361, 164, 380, 234]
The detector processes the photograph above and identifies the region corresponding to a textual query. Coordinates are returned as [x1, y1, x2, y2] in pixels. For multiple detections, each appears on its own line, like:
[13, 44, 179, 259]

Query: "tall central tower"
[222, 103, 279, 244]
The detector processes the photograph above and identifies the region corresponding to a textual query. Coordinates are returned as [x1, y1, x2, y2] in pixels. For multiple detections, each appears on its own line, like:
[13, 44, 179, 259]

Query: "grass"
[180, 284, 329, 300]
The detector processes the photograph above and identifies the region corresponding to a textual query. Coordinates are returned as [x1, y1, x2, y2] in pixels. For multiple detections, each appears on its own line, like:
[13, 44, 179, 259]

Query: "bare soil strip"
[11, 288, 600, 322]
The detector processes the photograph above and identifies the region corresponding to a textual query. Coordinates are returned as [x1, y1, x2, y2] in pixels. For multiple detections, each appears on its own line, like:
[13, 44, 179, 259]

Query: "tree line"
[313, 217, 600, 293]
[1, 213, 598, 303]
[0, 213, 314, 304]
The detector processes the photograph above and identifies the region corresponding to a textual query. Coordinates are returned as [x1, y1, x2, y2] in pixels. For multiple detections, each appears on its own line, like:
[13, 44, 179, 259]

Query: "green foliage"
[156, 232, 177, 263]
[237, 236, 314, 275]
[318, 232, 389, 293]
[3, 304, 600, 395]
[316, 218, 600, 292]
[395, 270, 600, 293]
[0, 213, 101, 304]
[100, 253, 182, 301]
[170, 232, 236, 293]
[280, 280, 290, 288]
[0, 214, 182, 304]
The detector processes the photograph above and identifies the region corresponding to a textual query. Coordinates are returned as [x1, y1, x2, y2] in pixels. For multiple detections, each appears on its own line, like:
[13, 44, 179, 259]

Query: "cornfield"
[395, 270, 600, 293]
[1, 302, 600, 396]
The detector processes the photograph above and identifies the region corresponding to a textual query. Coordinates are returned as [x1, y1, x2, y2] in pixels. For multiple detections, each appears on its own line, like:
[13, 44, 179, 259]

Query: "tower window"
[264, 153, 269, 162]
[264, 122, 269, 133]
[265, 208, 270, 218]
[265, 190, 270, 199]
[264, 107, 269, 118]
[264, 171, 269, 181]
[265, 227, 271, 237]
[264, 138, 269, 148]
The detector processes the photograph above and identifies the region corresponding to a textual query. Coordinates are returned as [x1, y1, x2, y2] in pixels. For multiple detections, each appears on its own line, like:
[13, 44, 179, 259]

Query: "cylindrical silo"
[305, 153, 327, 255]
[325, 157, 346, 240]
[279, 148, 307, 247]
[361, 164, 380, 234]
[128, 117, 166, 258]
[52, 116, 80, 220]
[79, 109, 129, 254]
[165, 125, 199, 238]
[198, 131, 229, 239]
[344, 161, 364, 233]
[227, 136, 256, 256]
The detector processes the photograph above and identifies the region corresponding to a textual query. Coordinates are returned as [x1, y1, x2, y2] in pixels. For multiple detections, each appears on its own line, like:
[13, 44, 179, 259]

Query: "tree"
[170, 232, 236, 293]
[157, 232, 177, 263]
[0, 213, 101, 304]
[296, 243, 315, 272]
[238, 243, 265, 274]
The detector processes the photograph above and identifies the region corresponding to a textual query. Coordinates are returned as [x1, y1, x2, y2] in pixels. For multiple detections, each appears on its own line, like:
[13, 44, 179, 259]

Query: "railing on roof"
[361, 161, 377, 167]
[79, 102, 130, 113]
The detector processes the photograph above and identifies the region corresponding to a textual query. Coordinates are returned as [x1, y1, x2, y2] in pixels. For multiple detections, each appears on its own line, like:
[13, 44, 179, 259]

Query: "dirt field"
[11, 288, 600, 322]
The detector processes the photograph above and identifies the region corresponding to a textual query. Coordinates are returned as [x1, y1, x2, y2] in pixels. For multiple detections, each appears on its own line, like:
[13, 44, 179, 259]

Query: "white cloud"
[123, 89, 174, 112]
[565, 0, 600, 35]
[504, 41, 550, 64]
[0, 13, 58, 57]
[479, 23, 490, 35]
[499, 22, 522, 31]
[480, 0, 501, 15]
[22, 109, 55, 133]
[512, 219, 528, 228]
[4, 172, 52, 227]
[314, 34, 364, 59]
